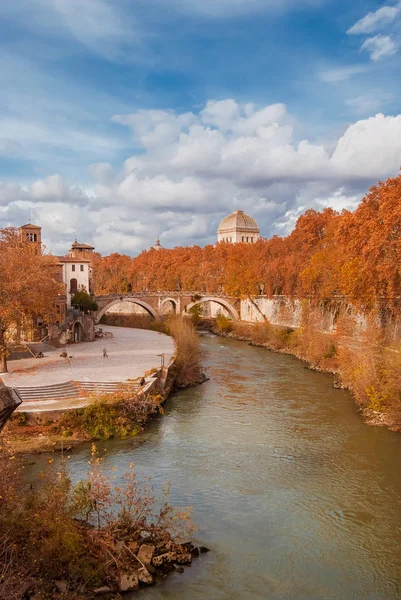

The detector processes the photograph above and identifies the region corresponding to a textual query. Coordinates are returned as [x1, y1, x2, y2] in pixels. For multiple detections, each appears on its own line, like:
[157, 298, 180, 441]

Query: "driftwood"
[0, 387, 22, 433]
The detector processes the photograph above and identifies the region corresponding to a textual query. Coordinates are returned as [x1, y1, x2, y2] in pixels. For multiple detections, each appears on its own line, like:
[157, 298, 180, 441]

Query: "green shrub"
[71, 290, 98, 311]
[216, 314, 233, 333]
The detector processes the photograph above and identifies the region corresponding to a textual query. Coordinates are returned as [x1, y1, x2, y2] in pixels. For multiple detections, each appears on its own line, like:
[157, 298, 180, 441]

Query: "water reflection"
[25, 335, 401, 599]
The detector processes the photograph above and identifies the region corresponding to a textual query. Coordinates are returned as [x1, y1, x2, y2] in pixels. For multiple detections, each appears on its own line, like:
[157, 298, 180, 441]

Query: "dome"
[217, 210, 260, 244]
[218, 210, 259, 233]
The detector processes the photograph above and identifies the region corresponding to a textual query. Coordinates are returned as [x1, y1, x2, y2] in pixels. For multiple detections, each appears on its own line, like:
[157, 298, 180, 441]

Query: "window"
[72, 264, 75, 271]
[246, 237, 249, 242]
[70, 278, 78, 294]
[80, 264, 84, 272]
[242, 236, 244, 242]
[251, 237, 254, 243]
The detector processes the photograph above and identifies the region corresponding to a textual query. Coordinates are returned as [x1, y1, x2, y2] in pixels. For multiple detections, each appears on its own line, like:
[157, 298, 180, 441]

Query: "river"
[27, 334, 401, 599]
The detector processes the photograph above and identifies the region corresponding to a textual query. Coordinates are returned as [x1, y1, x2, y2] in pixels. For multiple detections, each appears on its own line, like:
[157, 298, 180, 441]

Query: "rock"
[191, 546, 200, 558]
[60, 352, 67, 358]
[117, 570, 139, 593]
[138, 566, 153, 585]
[137, 543, 155, 565]
[199, 545, 210, 554]
[93, 586, 112, 596]
[175, 565, 185, 574]
[152, 552, 177, 567]
[127, 540, 139, 553]
[175, 553, 192, 566]
[55, 580, 68, 593]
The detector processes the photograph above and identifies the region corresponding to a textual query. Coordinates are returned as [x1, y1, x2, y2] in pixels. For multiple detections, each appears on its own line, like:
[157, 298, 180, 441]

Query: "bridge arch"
[185, 297, 240, 320]
[160, 297, 178, 315]
[96, 298, 159, 323]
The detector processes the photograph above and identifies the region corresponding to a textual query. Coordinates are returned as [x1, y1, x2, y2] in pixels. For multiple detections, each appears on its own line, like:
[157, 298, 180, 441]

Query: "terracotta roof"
[218, 210, 259, 233]
[58, 256, 90, 263]
[19, 223, 42, 229]
[71, 241, 95, 249]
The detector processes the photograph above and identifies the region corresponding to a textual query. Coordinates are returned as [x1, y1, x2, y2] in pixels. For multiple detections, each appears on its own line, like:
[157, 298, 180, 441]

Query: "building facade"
[58, 257, 91, 308]
[217, 210, 260, 244]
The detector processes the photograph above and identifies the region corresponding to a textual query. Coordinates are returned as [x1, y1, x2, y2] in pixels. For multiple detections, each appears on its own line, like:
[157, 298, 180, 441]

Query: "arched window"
[242, 236, 244, 242]
[70, 278, 78, 294]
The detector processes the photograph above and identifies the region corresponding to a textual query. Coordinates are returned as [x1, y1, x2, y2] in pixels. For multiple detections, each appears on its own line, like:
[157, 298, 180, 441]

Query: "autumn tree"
[0, 228, 64, 372]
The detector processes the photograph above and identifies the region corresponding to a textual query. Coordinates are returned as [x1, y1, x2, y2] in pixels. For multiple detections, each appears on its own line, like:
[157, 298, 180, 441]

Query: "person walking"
[103, 348, 108, 358]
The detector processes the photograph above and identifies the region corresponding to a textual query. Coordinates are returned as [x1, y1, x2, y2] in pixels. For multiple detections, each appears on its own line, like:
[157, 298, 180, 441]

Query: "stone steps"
[25, 342, 57, 357]
[15, 380, 141, 403]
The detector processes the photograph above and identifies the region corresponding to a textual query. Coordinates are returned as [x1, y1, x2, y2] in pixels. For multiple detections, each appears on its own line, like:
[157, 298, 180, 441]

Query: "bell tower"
[18, 223, 42, 254]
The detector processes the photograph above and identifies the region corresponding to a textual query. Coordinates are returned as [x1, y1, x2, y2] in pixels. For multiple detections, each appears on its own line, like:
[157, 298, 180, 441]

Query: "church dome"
[217, 210, 260, 244]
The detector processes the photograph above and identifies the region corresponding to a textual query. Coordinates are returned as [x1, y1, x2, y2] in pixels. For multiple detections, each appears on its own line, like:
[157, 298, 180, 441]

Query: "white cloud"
[331, 113, 401, 179]
[113, 110, 197, 148]
[2, 101, 401, 254]
[345, 93, 392, 115]
[347, 3, 401, 35]
[361, 34, 398, 61]
[0, 0, 140, 61]
[318, 65, 367, 83]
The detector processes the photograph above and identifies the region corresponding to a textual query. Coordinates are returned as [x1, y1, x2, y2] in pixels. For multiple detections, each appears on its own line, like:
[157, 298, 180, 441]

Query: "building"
[217, 210, 260, 244]
[18, 223, 42, 253]
[69, 239, 95, 260]
[152, 238, 162, 251]
[58, 257, 91, 308]
[69, 239, 95, 297]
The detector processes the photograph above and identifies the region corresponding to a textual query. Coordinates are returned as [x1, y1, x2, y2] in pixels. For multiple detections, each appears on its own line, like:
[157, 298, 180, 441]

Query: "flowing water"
[27, 334, 401, 599]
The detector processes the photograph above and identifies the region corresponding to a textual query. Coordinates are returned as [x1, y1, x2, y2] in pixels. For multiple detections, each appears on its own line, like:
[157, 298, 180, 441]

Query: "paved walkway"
[0, 327, 175, 411]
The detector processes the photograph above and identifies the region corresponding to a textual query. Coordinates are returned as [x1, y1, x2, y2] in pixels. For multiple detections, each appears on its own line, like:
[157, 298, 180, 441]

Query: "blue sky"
[1, 0, 401, 255]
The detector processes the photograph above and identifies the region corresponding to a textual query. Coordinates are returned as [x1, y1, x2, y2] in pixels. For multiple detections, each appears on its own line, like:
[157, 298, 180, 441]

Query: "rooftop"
[71, 241, 95, 250]
[19, 223, 42, 230]
[218, 210, 259, 233]
[58, 256, 90, 263]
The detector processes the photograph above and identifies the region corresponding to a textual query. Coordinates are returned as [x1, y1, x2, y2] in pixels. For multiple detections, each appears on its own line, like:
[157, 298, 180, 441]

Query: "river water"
[28, 334, 401, 599]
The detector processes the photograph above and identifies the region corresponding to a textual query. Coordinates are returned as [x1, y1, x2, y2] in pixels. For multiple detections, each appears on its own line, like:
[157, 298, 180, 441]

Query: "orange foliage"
[93, 174, 401, 311]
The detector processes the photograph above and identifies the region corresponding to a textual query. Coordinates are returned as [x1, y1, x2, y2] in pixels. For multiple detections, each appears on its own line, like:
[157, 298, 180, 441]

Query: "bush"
[0, 443, 195, 598]
[188, 304, 203, 325]
[71, 290, 98, 311]
[216, 314, 233, 333]
[58, 393, 164, 441]
[166, 316, 204, 387]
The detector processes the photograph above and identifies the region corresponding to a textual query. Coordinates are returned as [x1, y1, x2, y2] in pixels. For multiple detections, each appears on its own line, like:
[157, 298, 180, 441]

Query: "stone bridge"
[95, 292, 241, 323]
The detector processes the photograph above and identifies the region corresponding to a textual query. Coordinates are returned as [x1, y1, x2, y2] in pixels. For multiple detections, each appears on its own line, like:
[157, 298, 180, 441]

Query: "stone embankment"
[2, 326, 177, 452]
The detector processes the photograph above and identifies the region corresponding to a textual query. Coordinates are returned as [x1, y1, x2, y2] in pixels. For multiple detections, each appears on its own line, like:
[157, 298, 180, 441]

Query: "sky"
[1, 0, 401, 255]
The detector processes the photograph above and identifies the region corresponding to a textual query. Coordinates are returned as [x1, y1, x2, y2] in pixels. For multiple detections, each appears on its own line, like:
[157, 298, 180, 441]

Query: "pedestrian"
[103, 348, 108, 358]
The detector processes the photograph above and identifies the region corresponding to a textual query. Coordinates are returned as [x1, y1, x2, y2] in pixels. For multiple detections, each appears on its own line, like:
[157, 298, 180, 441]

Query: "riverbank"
[206, 316, 401, 433]
[5, 317, 206, 454]
[0, 440, 201, 600]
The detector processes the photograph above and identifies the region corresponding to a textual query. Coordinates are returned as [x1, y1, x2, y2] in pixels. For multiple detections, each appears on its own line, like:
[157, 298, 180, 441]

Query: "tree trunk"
[0, 326, 8, 373]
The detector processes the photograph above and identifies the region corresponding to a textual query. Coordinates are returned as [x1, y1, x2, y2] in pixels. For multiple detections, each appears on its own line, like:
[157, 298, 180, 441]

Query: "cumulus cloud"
[361, 34, 398, 61]
[2, 100, 401, 255]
